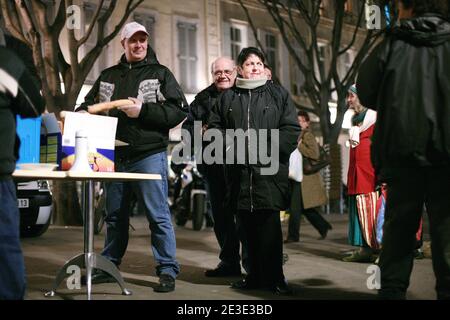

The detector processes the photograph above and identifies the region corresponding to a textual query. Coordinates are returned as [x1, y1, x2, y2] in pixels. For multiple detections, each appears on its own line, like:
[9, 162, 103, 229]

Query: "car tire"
[20, 212, 52, 238]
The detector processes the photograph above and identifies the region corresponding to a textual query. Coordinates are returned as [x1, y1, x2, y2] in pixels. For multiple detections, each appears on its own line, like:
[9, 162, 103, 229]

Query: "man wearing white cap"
[77, 22, 187, 293]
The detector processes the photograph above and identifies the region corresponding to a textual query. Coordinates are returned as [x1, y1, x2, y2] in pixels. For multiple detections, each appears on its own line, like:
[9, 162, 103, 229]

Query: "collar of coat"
[236, 77, 268, 90]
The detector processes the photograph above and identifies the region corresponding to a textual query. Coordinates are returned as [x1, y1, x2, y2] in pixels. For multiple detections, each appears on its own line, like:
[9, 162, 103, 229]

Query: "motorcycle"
[170, 158, 211, 231]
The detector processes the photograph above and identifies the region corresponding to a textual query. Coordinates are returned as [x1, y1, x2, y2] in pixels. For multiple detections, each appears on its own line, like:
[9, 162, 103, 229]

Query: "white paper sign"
[63, 112, 118, 150]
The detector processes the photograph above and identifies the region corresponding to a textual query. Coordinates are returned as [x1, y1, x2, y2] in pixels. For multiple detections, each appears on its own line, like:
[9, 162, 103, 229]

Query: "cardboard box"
[60, 112, 118, 172]
[40, 113, 62, 169]
[16, 116, 42, 165]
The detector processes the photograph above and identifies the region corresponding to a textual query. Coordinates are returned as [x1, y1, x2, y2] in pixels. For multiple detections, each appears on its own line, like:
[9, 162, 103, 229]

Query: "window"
[83, 2, 109, 83]
[341, 51, 352, 77]
[318, 44, 327, 63]
[177, 22, 197, 93]
[314, 42, 329, 79]
[291, 45, 306, 97]
[230, 24, 248, 61]
[133, 12, 155, 48]
[230, 27, 242, 61]
[260, 30, 278, 76]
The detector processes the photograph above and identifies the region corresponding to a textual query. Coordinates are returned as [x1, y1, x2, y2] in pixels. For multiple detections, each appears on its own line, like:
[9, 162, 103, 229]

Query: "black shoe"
[205, 264, 241, 277]
[283, 238, 299, 244]
[319, 225, 332, 240]
[272, 280, 293, 295]
[154, 274, 175, 293]
[81, 270, 115, 285]
[231, 278, 259, 290]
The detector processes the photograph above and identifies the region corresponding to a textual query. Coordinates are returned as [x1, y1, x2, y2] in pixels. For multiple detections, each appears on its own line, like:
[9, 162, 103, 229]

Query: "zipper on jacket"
[247, 90, 254, 213]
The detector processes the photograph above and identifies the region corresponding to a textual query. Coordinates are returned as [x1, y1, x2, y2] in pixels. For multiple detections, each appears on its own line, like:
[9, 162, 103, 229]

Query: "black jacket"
[78, 48, 187, 162]
[187, 84, 220, 125]
[208, 81, 300, 212]
[0, 46, 45, 177]
[182, 83, 220, 144]
[181, 83, 221, 174]
[357, 15, 450, 170]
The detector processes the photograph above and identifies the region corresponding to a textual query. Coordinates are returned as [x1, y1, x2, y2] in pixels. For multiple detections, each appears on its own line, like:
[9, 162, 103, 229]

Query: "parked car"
[17, 180, 53, 237]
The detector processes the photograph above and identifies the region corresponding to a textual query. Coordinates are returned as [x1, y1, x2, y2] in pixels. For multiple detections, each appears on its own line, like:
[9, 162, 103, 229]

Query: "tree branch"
[0, 0, 29, 45]
[338, 0, 367, 55]
[77, 0, 105, 47]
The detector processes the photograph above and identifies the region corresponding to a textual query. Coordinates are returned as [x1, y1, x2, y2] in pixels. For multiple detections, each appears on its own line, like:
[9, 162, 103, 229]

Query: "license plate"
[17, 198, 29, 208]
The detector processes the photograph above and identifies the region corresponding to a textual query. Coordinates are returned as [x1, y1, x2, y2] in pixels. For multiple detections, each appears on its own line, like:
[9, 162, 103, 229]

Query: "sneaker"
[271, 280, 293, 295]
[205, 264, 241, 277]
[154, 274, 175, 293]
[230, 278, 259, 290]
[342, 251, 377, 263]
[81, 270, 115, 285]
[319, 225, 332, 240]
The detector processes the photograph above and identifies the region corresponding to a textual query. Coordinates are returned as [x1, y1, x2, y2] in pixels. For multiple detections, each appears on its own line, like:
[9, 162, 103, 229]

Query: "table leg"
[44, 253, 85, 297]
[45, 180, 132, 299]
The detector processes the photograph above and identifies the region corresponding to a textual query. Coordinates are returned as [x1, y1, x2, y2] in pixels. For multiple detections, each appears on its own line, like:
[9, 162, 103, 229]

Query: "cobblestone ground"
[22, 213, 435, 300]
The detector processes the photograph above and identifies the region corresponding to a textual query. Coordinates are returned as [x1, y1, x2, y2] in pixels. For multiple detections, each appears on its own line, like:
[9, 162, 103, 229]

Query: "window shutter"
[177, 22, 197, 93]
[134, 13, 156, 48]
[222, 21, 231, 57]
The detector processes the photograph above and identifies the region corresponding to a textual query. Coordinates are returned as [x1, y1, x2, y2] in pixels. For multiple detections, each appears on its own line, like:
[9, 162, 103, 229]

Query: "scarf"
[348, 109, 377, 148]
[235, 77, 268, 90]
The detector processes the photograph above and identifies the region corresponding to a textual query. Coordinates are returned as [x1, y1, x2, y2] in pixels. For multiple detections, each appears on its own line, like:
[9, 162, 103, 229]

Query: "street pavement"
[22, 213, 436, 301]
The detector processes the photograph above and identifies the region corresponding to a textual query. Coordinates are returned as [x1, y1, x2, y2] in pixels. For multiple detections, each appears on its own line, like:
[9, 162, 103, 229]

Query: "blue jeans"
[103, 152, 179, 278]
[0, 179, 26, 300]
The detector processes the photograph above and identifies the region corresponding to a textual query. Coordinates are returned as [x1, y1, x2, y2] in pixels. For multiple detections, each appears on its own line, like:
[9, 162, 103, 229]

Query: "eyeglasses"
[213, 69, 234, 77]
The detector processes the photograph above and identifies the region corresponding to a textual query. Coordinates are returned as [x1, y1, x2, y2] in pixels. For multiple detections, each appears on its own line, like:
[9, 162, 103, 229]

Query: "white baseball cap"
[120, 22, 149, 41]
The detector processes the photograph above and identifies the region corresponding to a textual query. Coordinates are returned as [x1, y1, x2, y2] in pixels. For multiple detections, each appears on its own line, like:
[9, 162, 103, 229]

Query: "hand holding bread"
[87, 99, 134, 114]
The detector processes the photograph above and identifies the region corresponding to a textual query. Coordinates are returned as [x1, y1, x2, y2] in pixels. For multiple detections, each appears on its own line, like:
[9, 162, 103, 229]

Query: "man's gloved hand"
[119, 97, 142, 118]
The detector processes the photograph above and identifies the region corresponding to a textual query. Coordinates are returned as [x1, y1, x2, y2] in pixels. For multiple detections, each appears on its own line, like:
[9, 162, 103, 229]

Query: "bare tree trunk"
[52, 181, 83, 226]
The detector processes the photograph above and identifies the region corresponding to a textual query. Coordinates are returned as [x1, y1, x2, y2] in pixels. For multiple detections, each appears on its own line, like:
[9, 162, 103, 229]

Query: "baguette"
[88, 99, 134, 114]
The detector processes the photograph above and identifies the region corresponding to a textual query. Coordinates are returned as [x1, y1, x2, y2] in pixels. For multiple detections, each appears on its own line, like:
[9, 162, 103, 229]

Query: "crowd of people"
[0, 0, 449, 300]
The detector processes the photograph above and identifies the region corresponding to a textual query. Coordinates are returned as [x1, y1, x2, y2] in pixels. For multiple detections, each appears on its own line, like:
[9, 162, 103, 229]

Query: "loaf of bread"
[87, 99, 134, 114]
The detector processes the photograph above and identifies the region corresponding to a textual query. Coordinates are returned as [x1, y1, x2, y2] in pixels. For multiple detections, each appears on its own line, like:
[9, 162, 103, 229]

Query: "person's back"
[0, 47, 44, 176]
[0, 45, 44, 300]
[357, 0, 450, 300]
[357, 8, 450, 170]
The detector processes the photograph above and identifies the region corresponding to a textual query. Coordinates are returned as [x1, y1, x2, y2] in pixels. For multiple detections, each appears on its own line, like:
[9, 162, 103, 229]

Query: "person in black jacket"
[76, 22, 187, 293]
[357, 0, 450, 300]
[208, 47, 300, 294]
[183, 56, 249, 277]
[0, 45, 45, 300]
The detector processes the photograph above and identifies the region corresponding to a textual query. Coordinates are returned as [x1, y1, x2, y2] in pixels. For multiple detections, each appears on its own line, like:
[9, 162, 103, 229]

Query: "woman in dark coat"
[285, 110, 331, 243]
[208, 47, 299, 294]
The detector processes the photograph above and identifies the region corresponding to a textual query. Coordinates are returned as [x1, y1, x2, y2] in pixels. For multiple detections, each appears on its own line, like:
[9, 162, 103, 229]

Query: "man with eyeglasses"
[183, 56, 248, 277]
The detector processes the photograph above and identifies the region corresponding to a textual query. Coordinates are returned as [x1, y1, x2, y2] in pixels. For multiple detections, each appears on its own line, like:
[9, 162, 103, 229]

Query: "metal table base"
[44, 181, 132, 300]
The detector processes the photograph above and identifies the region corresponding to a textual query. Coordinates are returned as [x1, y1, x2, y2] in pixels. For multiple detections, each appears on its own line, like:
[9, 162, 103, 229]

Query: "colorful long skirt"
[347, 195, 366, 247]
